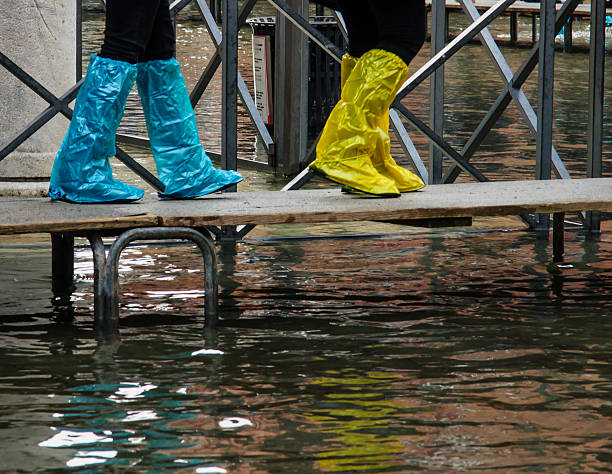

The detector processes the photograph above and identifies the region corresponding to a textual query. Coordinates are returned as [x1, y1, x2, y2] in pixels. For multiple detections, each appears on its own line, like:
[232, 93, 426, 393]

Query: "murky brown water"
[1, 5, 612, 472]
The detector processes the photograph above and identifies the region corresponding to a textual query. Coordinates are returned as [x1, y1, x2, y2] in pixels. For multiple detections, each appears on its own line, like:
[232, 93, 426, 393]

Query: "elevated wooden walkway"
[1, 178, 611, 332]
[1, 179, 610, 234]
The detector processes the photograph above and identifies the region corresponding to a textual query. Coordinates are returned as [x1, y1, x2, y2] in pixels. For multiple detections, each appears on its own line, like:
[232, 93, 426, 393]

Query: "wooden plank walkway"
[1, 178, 610, 235]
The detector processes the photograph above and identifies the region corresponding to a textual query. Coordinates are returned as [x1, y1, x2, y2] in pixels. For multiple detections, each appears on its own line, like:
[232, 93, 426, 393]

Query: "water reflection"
[2, 228, 610, 471]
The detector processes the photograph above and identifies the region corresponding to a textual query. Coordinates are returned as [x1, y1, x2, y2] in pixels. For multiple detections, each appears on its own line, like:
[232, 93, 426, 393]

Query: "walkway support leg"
[86, 232, 112, 330]
[586, 0, 605, 234]
[535, 0, 556, 232]
[552, 212, 565, 263]
[51, 232, 75, 300]
[429, 0, 446, 184]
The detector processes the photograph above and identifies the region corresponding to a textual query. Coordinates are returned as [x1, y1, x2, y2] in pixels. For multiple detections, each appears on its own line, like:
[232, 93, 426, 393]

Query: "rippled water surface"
[1, 228, 612, 472]
[1, 6, 612, 473]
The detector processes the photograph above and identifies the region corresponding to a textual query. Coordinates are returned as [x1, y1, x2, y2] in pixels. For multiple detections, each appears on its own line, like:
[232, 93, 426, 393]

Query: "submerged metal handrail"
[87, 227, 219, 334]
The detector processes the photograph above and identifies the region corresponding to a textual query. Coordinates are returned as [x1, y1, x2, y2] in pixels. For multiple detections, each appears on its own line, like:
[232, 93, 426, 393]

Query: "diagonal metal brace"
[393, 101, 488, 183]
[0, 51, 165, 190]
[443, 0, 581, 185]
[266, 0, 344, 62]
[398, 0, 516, 99]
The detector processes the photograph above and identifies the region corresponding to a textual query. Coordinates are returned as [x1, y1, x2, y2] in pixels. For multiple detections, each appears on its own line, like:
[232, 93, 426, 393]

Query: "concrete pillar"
[0, 0, 76, 195]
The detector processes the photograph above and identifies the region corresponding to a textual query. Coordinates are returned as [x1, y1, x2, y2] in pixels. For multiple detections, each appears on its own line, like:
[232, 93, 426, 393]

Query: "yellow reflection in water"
[307, 370, 418, 472]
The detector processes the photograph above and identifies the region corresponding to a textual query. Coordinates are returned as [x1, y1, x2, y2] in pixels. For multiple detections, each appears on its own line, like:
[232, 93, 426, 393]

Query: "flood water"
[1, 5, 612, 472]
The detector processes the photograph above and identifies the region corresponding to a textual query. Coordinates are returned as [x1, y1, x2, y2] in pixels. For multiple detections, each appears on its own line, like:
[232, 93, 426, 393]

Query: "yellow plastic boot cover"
[340, 54, 424, 193]
[373, 113, 425, 192]
[310, 49, 408, 197]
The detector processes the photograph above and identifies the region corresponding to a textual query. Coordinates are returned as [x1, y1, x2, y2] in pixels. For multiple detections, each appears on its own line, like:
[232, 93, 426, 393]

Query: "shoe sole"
[310, 167, 400, 198]
[158, 178, 244, 200]
[50, 197, 142, 204]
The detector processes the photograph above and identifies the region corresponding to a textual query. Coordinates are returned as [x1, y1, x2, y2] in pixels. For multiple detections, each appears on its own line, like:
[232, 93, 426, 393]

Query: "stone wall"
[0, 0, 76, 184]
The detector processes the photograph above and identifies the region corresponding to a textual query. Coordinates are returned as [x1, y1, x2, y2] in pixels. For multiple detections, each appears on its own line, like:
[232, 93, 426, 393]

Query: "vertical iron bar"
[536, 0, 555, 182]
[552, 212, 565, 263]
[221, 0, 238, 240]
[221, 0, 238, 180]
[535, 0, 556, 231]
[510, 12, 518, 44]
[586, 0, 605, 233]
[51, 233, 75, 298]
[563, 17, 573, 53]
[87, 233, 108, 327]
[429, 0, 445, 184]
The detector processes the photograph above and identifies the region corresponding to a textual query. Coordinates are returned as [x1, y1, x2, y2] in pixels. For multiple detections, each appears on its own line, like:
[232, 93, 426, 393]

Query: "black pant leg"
[337, 0, 426, 66]
[336, 0, 378, 59]
[99, 0, 165, 64]
[142, 0, 176, 62]
[368, 0, 426, 65]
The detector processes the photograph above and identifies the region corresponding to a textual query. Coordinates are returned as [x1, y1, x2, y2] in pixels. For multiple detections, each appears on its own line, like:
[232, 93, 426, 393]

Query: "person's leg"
[333, 0, 425, 194]
[48, 55, 144, 202]
[310, 48, 408, 196]
[142, 0, 176, 62]
[48, 0, 165, 202]
[368, 0, 426, 67]
[99, 0, 165, 64]
[309, 1, 424, 195]
[336, 0, 379, 59]
[365, 0, 425, 192]
[135, 0, 243, 198]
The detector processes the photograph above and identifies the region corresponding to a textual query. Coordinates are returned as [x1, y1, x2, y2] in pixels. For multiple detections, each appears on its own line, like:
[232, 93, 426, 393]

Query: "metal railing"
[0, 0, 606, 236]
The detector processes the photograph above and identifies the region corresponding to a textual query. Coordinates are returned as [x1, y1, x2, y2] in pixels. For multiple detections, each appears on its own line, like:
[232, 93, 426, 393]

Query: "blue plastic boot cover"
[49, 55, 144, 203]
[136, 58, 243, 199]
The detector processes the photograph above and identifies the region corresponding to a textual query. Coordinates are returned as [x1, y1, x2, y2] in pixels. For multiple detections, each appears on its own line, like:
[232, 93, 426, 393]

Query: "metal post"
[51, 233, 75, 299]
[563, 17, 573, 53]
[86, 233, 108, 328]
[274, 0, 309, 176]
[510, 11, 518, 44]
[535, 0, 556, 232]
[221, 0, 238, 181]
[586, 0, 605, 233]
[429, 0, 446, 184]
[220, 0, 239, 240]
[552, 212, 565, 263]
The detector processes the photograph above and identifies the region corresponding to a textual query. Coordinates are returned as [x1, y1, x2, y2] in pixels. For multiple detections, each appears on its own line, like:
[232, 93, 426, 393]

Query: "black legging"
[99, 0, 175, 64]
[314, 0, 426, 66]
